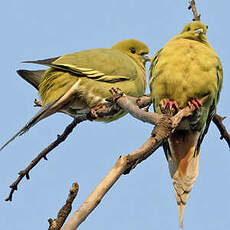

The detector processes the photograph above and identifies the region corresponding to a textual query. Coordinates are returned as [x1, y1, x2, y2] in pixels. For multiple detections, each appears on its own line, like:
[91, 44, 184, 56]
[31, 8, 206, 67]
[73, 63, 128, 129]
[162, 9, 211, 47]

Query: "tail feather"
[165, 130, 200, 228]
[22, 56, 59, 65]
[1, 77, 81, 151]
[0, 100, 58, 151]
[178, 204, 185, 228]
[17, 69, 45, 89]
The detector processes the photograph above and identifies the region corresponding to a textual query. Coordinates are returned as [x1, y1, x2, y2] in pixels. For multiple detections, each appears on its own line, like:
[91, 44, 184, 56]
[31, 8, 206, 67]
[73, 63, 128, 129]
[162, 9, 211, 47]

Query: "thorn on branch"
[10, 184, 17, 190]
[26, 173, 30, 180]
[221, 116, 226, 121]
[18, 171, 24, 176]
[44, 156, 48, 160]
[34, 98, 42, 107]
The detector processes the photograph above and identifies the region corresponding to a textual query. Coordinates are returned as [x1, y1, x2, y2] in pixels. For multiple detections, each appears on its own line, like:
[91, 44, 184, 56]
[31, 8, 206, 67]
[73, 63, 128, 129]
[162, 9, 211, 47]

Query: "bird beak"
[141, 54, 152, 62]
[194, 28, 204, 34]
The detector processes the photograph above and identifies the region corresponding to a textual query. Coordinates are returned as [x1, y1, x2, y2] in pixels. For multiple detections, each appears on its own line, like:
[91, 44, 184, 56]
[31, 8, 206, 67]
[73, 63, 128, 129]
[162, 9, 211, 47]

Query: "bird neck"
[171, 34, 211, 47]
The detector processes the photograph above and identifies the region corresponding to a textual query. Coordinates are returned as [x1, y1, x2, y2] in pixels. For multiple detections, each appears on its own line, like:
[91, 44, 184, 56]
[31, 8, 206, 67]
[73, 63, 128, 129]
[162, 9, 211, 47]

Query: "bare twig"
[212, 114, 230, 148]
[188, 0, 201, 21]
[48, 183, 79, 230]
[61, 92, 201, 230]
[5, 116, 86, 202]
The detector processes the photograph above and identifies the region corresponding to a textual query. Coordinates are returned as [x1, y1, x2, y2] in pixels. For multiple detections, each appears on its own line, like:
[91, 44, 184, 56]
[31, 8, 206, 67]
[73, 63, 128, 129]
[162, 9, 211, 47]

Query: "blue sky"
[0, 1, 230, 229]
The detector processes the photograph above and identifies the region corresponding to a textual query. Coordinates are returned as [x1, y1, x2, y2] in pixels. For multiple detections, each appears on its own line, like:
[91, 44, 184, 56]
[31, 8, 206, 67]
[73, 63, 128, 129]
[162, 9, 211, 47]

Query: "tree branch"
[188, 0, 201, 21]
[5, 117, 86, 202]
[48, 183, 79, 230]
[61, 91, 201, 230]
[212, 114, 230, 148]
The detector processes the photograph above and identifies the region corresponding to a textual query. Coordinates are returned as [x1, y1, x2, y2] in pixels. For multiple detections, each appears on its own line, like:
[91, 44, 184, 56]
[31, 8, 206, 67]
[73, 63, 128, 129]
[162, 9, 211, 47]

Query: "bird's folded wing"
[23, 49, 136, 83]
[149, 48, 163, 84]
[216, 57, 223, 103]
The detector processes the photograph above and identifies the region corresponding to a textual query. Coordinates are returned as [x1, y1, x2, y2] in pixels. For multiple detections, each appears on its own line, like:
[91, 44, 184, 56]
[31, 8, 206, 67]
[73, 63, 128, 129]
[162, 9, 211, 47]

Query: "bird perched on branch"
[149, 21, 223, 227]
[1, 39, 150, 150]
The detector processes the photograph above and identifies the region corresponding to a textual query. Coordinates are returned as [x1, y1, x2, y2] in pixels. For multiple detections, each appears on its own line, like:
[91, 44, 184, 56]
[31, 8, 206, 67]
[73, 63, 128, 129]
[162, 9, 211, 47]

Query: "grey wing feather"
[22, 56, 60, 65]
[17, 70, 45, 89]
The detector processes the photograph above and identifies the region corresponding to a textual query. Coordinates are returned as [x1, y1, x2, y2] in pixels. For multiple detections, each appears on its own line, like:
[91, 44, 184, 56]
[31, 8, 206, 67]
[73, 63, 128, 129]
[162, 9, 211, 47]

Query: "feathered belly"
[152, 42, 218, 109]
[60, 79, 127, 122]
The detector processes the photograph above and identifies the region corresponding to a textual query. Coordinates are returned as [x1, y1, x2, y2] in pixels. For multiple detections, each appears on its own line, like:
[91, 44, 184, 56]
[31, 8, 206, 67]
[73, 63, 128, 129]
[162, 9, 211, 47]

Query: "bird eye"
[130, 47, 136, 54]
[187, 27, 191, 31]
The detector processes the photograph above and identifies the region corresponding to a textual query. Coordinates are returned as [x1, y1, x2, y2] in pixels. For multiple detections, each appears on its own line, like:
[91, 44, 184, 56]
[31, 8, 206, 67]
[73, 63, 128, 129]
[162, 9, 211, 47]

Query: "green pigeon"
[149, 21, 223, 227]
[1, 39, 150, 150]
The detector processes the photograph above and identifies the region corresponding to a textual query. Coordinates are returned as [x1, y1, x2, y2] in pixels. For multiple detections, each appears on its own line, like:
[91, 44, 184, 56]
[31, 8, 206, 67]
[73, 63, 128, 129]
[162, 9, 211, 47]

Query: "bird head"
[180, 21, 208, 42]
[111, 39, 151, 66]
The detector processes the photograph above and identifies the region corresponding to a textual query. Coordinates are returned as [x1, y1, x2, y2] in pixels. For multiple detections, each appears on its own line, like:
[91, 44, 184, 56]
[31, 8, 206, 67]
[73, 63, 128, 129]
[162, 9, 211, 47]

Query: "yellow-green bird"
[149, 21, 223, 227]
[1, 39, 150, 150]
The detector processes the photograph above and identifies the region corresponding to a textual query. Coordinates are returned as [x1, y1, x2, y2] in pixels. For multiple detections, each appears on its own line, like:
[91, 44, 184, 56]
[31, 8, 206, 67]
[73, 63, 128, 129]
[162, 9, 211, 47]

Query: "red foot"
[188, 98, 202, 109]
[164, 100, 179, 111]
[90, 104, 107, 117]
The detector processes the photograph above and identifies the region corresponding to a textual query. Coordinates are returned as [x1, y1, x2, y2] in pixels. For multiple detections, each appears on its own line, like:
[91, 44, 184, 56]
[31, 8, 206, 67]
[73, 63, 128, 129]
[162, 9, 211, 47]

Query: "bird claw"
[164, 100, 179, 111]
[90, 104, 107, 118]
[89, 104, 119, 120]
[160, 99, 179, 115]
[109, 87, 125, 103]
[188, 98, 202, 110]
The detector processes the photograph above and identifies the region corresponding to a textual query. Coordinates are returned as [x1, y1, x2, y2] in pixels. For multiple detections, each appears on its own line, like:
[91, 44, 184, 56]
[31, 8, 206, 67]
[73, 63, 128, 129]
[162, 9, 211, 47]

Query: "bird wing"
[149, 48, 163, 111]
[23, 49, 137, 83]
[197, 57, 223, 147]
[149, 48, 163, 84]
[216, 57, 223, 103]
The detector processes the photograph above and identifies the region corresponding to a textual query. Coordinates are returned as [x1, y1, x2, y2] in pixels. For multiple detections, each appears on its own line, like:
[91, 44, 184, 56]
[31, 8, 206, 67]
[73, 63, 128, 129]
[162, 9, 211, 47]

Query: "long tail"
[0, 99, 59, 151]
[163, 130, 200, 228]
[0, 69, 47, 150]
[1, 77, 81, 151]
